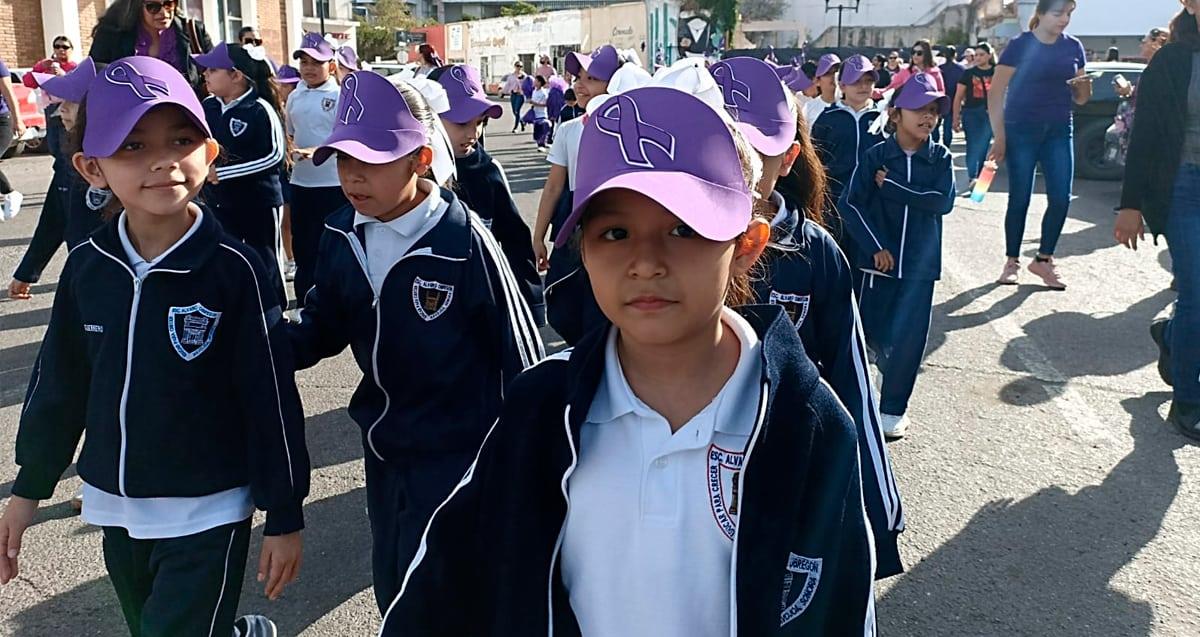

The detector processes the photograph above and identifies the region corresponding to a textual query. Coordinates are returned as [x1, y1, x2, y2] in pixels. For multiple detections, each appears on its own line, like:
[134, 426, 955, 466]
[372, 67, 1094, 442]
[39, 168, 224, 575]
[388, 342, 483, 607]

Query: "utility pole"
[824, 0, 861, 48]
[319, 0, 326, 36]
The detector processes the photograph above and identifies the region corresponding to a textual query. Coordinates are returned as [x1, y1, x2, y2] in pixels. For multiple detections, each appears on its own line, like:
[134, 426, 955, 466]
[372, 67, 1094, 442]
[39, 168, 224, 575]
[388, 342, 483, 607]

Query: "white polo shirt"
[546, 117, 584, 190]
[352, 180, 447, 296]
[560, 307, 763, 637]
[287, 77, 341, 188]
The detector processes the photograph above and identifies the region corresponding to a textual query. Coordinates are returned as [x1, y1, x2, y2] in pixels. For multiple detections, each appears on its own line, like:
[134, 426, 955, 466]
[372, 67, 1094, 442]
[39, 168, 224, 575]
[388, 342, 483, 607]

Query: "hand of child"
[873, 249, 895, 273]
[8, 279, 31, 300]
[258, 531, 302, 601]
[0, 496, 39, 585]
[874, 168, 888, 188]
[533, 240, 550, 272]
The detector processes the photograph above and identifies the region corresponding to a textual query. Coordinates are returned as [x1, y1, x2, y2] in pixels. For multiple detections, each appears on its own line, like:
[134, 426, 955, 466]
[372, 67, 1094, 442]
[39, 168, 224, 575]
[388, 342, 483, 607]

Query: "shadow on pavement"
[1000, 288, 1175, 380]
[0, 306, 51, 331]
[926, 282, 1042, 360]
[879, 391, 1182, 636]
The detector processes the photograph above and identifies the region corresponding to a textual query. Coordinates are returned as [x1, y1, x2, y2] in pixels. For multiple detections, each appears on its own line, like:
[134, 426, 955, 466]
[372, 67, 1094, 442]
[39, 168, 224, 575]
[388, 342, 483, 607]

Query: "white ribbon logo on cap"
[449, 66, 476, 96]
[339, 74, 366, 124]
[106, 63, 170, 100]
[595, 94, 676, 169]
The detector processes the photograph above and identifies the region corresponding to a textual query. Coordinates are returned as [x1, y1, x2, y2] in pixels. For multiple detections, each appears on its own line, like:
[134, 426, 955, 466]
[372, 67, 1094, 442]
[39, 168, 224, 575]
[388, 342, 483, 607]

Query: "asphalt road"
[1, 106, 1198, 636]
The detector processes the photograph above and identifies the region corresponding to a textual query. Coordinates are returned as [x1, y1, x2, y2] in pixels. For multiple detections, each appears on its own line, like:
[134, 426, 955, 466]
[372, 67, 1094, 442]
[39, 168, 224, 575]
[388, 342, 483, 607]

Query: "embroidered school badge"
[167, 303, 222, 361]
[321, 96, 337, 112]
[412, 277, 454, 321]
[707, 444, 745, 540]
[780, 553, 823, 626]
[229, 118, 248, 137]
[768, 291, 810, 328]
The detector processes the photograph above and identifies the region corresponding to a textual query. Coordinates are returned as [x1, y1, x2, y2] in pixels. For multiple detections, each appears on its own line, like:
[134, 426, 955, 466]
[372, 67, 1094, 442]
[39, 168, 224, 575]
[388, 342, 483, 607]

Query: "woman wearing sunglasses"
[88, 0, 213, 91]
[881, 39, 946, 96]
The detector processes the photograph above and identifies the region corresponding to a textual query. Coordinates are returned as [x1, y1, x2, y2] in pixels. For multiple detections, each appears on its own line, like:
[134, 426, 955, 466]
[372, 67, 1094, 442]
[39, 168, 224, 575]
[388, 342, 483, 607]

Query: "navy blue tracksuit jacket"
[287, 188, 545, 459]
[380, 305, 876, 636]
[201, 88, 285, 210]
[13, 211, 310, 535]
[839, 136, 956, 280]
[453, 145, 546, 325]
[754, 199, 904, 579]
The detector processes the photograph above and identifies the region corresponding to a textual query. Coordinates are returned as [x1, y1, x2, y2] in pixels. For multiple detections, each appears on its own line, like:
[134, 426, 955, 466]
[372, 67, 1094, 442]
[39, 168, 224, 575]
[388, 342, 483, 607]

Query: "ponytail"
[1029, 0, 1076, 31]
[1170, 7, 1200, 47]
[228, 44, 286, 125]
[1028, 15, 1040, 30]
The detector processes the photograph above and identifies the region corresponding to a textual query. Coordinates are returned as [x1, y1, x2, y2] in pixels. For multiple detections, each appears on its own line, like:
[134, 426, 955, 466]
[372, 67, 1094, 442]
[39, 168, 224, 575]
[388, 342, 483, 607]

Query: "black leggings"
[0, 115, 13, 194]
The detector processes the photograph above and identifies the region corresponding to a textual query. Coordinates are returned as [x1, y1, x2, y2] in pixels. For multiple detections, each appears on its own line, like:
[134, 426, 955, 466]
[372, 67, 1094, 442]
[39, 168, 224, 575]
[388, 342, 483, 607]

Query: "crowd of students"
[4, 0, 1176, 633]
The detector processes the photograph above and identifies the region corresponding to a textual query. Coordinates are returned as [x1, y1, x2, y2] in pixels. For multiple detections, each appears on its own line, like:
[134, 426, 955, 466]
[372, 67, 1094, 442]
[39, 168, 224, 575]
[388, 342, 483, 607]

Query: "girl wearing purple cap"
[287, 33, 347, 305]
[841, 74, 956, 439]
[988, 0, 1091, 289]
[802, 54, 841, 133]
[380, 86, 876, 637]
[813, 55, 885, 236]
[530, 75, 551, 149]
[197, 42, 289, 305]
[0, 57, 309, 637]
[287, 71, 544, 617]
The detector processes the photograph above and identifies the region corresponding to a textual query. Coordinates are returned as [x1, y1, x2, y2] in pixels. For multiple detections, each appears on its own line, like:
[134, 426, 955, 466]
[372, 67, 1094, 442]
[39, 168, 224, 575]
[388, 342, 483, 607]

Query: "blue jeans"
[1166, 164, 1200, 403]
[961, 107, 993, 180]
[1003, 120, 1075, 258]
[509, 94, 525, 128]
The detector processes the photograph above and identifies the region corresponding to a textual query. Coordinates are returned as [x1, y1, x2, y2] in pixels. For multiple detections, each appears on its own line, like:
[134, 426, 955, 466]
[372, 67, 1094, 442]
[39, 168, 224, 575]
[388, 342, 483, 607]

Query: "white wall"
[783, 0, 969, 40]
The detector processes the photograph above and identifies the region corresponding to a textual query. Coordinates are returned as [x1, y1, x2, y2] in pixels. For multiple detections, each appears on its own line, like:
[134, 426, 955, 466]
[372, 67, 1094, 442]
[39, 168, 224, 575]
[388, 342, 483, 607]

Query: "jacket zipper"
[547, 406, 579, 636]
[338, 230, 465, 462]
[116, 275, 143, 496]
[898, 155, 912, 279]
[729, 380, 770, 636]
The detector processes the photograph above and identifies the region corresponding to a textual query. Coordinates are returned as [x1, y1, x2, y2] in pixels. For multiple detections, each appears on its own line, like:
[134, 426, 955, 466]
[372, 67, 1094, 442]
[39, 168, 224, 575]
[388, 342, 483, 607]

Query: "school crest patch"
[412, 277, 454, 321]
[321, 97, 337, 112]
[780, 553, 823, 626]
[707, 444, 745, 540]
[768, 291, 810, 328]
[229, 118, 248, 137]
[167, 303, 222, 361]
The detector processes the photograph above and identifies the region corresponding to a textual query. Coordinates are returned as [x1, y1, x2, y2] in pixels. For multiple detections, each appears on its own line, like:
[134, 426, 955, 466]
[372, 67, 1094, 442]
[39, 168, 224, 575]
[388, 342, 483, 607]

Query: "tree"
[355, 0, 415, 62]
[501, 1, 539, 17]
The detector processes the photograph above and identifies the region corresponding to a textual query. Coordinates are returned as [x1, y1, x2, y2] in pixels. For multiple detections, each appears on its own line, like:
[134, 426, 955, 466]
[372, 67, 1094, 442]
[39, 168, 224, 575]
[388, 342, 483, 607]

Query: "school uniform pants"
[101, 518, 252, 637]
[0, 114, 13, 195]
[1164, 164, 1200, 405]
[858, 273, 935, 416]
[12, 170, 71, 284]
[212, 201, 287, 306]
[533, 118, 551, 147]
[365, 449, 474, 617]
[290, 185, 349, 306]
[1003, 120, 1074, 258]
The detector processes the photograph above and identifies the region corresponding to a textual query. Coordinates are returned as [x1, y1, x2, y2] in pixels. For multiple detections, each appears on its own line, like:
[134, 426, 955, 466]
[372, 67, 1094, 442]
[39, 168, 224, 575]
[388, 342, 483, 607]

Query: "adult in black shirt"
[953, 42, 996, 186]
[872, 54, 892, 89]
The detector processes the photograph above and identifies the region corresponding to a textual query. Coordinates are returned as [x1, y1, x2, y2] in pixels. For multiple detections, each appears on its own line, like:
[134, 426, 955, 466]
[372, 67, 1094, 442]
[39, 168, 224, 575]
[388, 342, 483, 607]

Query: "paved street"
[1, 105, 1199, 636]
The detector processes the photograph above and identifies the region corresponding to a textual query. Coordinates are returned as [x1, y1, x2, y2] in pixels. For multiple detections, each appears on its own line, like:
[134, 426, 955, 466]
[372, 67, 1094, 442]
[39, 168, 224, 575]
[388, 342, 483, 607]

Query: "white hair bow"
[397, 77, 457, 187]
[647, 57, 730, 120]
[583, 64, 653, 115]
[243, 44, 267, 62]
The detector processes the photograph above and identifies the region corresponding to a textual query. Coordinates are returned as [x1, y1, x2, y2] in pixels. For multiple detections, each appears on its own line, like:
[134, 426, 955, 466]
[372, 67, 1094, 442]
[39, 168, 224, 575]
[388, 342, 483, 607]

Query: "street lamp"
[825, 0, 861, 49]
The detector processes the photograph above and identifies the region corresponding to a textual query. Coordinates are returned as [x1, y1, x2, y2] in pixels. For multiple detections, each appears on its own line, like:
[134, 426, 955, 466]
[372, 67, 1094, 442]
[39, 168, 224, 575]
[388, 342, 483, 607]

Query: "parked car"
[1073, 61, 1145, 181]
[3, 69, 48, 158]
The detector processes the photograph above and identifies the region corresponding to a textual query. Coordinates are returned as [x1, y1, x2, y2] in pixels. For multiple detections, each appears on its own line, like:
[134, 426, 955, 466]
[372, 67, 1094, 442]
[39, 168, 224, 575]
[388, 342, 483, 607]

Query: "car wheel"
[1074, 118, 1124, 181]
[1, 141, 25, 159]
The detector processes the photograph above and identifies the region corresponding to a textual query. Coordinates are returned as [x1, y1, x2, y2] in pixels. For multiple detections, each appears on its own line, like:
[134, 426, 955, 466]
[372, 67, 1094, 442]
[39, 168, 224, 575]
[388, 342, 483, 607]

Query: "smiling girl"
[0, 57, 309, 637]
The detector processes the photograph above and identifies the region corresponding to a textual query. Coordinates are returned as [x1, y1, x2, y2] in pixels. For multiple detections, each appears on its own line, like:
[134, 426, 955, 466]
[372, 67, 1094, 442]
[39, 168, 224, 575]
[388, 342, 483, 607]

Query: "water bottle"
[970, 161, 997, 203]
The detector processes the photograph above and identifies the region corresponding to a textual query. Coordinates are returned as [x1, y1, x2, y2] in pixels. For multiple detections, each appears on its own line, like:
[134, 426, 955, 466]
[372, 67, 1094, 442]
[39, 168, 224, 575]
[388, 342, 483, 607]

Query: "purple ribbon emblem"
[338, 74, 365, 124]
[595, 94, 675, 169]
[450, 66, 477, 96]
[105, 63, 170, 100]
[711, 63, 751, 115]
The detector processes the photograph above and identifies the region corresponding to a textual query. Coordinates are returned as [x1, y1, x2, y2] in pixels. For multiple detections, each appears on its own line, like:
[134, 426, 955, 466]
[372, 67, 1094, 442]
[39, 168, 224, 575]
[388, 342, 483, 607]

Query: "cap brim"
[735, 120, 795, 157]
[555, 172, 751, 247]
[191, 50, 231, 70]
[841, 68, 878, 86]
[896, 93, 950, 115]
[275, 76, 302, 84]
[313, 128, 428, 166]
[293, 48, 334, 62]
[442, 96, 503, 124]
[84, 102, 210, 158]
[565, 51, 590, 77]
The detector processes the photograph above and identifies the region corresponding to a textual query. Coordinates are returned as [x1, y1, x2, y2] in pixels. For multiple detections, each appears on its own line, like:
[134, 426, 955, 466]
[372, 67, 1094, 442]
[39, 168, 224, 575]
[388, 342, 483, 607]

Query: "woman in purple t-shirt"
[987, 0, 1093, 290]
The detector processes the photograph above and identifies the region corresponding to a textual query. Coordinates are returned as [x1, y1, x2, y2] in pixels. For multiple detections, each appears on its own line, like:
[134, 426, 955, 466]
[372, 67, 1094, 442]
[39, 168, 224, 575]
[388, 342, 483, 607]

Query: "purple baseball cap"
[814, 53, 841, 78]
[565, 45, 621, 82]
[293, 32, 335, 62]
[192, 41, 236, 70]
[82, 57, 210, 158]
[783, 68, 813, 93]
[35, 57, 97, 103]
[313, 70, 428, 166]
[839, 54, 878, 85]
[893, 72, 949, 115]
[275, 64, 301, 84]
[336, 45, 360, 70]
[554, 87, 751, 247]
[437, 64, 502, 124]
[710, 57, 796, 157]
